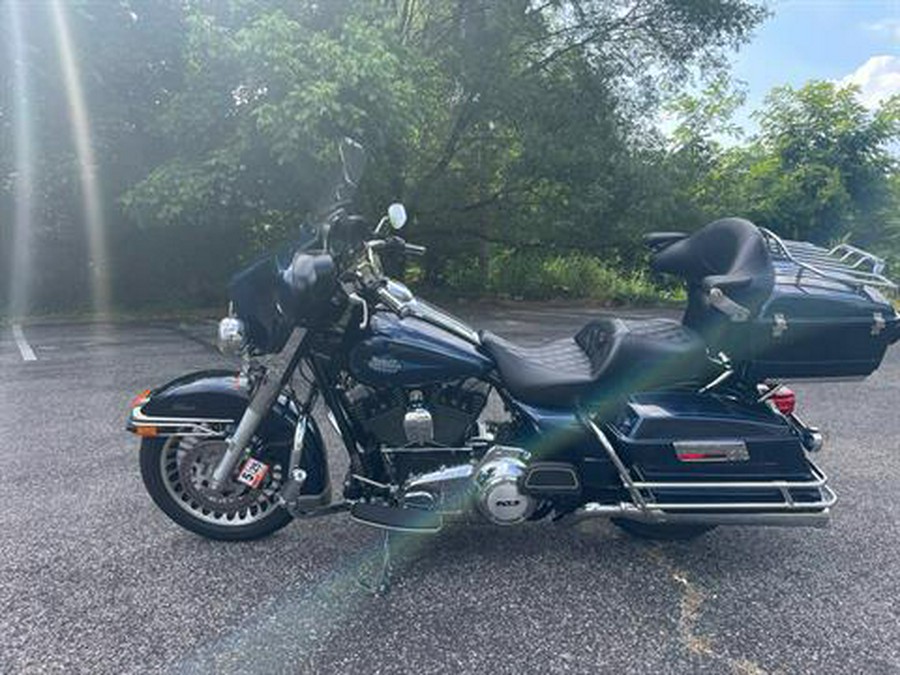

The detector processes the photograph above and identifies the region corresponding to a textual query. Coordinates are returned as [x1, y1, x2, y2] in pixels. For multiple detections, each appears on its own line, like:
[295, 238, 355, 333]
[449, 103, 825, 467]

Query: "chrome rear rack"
[760, 227, 897, 291]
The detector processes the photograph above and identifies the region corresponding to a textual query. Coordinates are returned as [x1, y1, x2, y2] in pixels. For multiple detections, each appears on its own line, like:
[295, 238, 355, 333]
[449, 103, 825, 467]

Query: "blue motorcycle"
[128, 139, 900, 556]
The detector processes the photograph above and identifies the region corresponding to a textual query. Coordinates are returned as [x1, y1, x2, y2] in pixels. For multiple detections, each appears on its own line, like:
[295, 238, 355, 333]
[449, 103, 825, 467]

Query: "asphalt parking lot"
[2, 302, 900, 674]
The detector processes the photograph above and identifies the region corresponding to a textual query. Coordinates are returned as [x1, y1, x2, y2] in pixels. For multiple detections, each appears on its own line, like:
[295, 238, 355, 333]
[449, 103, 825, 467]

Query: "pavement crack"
[672, 570, 714, 657]
[647, 547, 770, 675]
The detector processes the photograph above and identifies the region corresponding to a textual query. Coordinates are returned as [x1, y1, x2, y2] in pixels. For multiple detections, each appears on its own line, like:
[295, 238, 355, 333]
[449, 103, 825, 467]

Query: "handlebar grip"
[404, 243, 427, 256]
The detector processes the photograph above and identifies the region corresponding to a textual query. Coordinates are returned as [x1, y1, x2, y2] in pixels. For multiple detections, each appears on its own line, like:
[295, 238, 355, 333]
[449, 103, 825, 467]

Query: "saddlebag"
[606, 392, 828, 508]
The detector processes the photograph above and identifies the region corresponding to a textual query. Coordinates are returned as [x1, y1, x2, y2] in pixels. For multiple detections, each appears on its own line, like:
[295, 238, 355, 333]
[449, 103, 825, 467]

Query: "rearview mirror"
[388, 203, 407, 230]
[338, 137, 366, 187]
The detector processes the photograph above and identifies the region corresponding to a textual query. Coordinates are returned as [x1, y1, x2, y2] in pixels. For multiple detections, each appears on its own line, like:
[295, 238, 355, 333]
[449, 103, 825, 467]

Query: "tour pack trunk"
[692, 232, 900, 382]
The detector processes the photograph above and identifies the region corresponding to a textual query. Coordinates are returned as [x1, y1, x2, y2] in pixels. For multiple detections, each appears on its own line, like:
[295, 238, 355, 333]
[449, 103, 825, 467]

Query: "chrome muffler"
[566, 502, 832, 528]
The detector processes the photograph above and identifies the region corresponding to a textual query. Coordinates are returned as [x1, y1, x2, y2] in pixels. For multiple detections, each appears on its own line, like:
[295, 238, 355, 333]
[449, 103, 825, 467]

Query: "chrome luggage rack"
[760, 227, 897, 291]
[574, 410, 837, 528]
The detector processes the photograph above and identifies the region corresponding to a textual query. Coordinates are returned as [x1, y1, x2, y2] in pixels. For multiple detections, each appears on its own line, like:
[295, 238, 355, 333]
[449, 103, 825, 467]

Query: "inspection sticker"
[237, 458, 269, 489]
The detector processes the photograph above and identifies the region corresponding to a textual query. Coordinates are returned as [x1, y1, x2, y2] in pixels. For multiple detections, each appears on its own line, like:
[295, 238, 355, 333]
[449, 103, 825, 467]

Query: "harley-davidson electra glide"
[128, 139, 900, 566]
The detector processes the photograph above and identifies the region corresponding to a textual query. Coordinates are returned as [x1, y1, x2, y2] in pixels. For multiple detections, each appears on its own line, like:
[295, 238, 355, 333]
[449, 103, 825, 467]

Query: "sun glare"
[7, 1, 34, 318]
[49, 0, 111, 316]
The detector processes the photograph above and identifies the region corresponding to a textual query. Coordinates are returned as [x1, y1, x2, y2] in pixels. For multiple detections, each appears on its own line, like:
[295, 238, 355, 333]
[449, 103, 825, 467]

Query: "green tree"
[684, 82, 900, 250]
[123, 0, 767, 291]
[1, 0, 769, 311]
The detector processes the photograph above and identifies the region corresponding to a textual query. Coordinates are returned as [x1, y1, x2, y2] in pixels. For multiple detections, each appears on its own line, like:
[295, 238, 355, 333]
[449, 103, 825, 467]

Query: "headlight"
[217, 316, 246, 356]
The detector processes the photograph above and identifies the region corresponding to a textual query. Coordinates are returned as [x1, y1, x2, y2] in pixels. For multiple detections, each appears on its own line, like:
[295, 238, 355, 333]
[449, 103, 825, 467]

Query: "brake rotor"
[177, 439, 267, 515]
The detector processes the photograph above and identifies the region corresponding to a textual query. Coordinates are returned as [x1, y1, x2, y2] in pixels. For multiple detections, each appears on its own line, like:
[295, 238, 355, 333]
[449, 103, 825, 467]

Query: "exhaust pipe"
[565, 502, 832, 528]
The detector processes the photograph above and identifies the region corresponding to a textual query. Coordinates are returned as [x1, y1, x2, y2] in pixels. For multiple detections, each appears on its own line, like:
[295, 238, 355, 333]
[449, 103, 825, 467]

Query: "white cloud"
[838, 55, 900, 109]
[864, 18, 900, 43]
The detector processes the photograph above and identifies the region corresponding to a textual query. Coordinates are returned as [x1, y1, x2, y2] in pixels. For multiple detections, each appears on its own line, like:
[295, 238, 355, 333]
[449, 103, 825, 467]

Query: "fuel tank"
[349, 311, 493, 388]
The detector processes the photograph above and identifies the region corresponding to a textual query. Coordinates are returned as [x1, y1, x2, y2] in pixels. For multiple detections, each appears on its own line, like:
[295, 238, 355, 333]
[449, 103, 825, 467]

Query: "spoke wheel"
[140, 435, 294, 540]
[160, 437, 284, 526]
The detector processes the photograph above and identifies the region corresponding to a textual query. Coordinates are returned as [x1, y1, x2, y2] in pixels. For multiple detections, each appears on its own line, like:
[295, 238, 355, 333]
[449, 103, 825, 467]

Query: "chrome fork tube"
[210, 370, 284, 489]
[210, 332, 308, 490]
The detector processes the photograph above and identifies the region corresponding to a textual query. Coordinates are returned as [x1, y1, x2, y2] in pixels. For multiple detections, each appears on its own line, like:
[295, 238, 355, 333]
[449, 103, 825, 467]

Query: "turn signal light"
[130, 389, 152, 408]
[771, 387, 796, 415]
[135, 426, 158, 438]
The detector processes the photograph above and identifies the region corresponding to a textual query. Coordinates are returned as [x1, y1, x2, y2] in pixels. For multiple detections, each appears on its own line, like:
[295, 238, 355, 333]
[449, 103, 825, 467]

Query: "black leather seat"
[481, 318, 709, 409]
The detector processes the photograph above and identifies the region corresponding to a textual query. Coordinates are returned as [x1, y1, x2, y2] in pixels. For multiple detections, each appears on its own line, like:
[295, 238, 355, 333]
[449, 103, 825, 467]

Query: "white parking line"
[11, 324, 37, 362]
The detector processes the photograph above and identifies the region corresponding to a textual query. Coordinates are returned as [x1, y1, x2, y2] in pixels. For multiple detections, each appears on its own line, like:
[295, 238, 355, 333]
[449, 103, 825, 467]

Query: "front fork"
[210, 333, 310, 490]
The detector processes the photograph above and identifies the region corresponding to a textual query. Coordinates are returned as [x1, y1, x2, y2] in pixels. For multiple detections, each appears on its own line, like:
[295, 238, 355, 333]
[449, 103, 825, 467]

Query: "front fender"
[127, 370, 329, 498]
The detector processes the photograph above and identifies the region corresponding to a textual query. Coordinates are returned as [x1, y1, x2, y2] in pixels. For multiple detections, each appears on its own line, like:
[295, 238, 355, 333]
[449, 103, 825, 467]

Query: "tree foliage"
[674, 82, 900, 253]
[4, 1, 899, 312]
[120, 0, 767, 287]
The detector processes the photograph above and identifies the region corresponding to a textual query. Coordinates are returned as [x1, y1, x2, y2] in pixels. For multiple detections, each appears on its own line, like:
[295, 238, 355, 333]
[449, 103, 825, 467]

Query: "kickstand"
[358, 530, 394, 596]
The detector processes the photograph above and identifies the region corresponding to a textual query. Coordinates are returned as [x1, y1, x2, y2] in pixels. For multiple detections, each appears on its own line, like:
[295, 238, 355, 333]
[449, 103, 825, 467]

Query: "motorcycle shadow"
[363, 518, 816, 592]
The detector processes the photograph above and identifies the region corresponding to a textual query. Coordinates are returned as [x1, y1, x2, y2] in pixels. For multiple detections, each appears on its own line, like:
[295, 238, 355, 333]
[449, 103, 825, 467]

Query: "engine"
[343, 380, 543, 525]
[343, 378, 489, 448]
[343, 378, 490, 481]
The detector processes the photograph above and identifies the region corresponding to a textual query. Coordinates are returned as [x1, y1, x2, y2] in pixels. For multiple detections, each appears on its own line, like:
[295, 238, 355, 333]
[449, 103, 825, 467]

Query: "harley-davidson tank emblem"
[368, 355, 403, 374]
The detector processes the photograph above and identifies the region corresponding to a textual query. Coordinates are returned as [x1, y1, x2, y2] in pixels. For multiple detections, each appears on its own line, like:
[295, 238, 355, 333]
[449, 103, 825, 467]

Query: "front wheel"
[140, 436, 293, 541]
[611, 518, 715, 541]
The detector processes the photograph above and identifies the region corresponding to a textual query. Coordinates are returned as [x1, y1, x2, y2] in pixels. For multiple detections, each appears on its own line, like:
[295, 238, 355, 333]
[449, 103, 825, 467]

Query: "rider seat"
[481, 318, 709, 409]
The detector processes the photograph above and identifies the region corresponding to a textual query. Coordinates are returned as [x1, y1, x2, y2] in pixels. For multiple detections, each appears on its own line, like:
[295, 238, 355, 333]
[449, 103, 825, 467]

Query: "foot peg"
[350, 502, 442, 533]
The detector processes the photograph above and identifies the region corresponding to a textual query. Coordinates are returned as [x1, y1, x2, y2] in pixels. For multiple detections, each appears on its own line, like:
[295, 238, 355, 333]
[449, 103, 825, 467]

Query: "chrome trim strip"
[673, 440, 749, 463]
[130, 407, 234, 426]
[128, 406, 234, 437]
[767, 376, 867, 384]
[395, 290, 481, 344]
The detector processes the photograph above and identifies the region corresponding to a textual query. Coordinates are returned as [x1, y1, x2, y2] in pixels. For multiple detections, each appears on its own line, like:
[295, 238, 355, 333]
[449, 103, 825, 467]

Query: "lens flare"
[7, 1, 34, 318]
[49, 0, 111, 316]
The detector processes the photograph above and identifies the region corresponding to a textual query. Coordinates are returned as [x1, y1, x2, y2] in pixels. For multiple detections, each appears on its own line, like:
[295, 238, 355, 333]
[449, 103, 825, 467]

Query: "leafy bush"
[424, 249, 683, 305]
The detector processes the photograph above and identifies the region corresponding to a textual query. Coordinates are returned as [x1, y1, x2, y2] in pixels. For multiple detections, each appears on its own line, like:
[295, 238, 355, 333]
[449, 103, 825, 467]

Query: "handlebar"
[365, 237, 427, 257]
[345, 236, 426, 321]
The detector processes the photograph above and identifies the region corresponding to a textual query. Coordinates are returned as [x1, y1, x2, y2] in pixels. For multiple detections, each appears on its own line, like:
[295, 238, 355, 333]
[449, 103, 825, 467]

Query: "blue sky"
[726, 0, 900, 131]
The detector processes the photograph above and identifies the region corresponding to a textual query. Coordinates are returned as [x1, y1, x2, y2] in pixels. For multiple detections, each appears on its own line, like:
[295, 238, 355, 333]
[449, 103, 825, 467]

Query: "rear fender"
[127, 369, 328, 497]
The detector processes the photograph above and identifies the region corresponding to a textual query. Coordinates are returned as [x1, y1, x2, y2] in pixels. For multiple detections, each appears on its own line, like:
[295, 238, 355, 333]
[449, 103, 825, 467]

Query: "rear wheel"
[140, 435, 293, 541]
[611, 518, 715, 541]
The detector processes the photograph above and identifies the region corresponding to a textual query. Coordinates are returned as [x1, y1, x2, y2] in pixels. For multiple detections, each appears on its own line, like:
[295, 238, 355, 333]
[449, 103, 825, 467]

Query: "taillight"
[771, 386, 796, 415]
